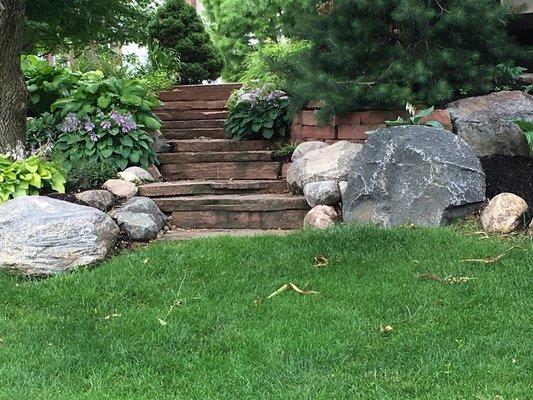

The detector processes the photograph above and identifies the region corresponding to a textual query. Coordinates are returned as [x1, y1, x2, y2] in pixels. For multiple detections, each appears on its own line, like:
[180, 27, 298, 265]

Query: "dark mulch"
[481, 155, 533, 208]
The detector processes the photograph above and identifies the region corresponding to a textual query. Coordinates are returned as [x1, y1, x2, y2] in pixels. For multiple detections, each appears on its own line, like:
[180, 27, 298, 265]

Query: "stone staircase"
[139, 84, 309, 233]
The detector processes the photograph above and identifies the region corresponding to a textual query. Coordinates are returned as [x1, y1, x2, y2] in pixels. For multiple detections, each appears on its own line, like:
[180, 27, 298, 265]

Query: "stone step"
[156, 110, 229, 121]
[161, 128, 229, 140]
[161, 162, 282, 180]
[163, 119, 226, 129]
[139, 180, 288, 197]
[168, 139, 273, 153]
[159, 100, 227, 110]
[159, 229, 293, 241]
[159, 151, 274, 164]
[156, 194, 309, 230]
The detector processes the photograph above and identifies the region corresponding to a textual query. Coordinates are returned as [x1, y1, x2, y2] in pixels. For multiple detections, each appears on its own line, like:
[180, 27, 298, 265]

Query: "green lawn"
[0, 225, 531, 399]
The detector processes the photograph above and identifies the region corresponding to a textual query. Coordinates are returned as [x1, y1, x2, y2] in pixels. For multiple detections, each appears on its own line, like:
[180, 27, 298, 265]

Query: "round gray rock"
[303, 180, 341, 207]
[287, 140, 363, 193]
[291, 141, 329, 162]
[103, 179, 138, 198]
[75, 190, 115, 211]
[343, 126, 486, 227]
[446, 91, 532, 157]
[122, 166, 155, 183]
[481, 193, 528, 234]
[0, 197, 119, 276]
[111, 197, 167, 241]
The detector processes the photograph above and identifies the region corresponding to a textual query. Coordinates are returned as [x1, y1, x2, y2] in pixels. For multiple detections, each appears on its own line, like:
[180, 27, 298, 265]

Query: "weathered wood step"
[156, 110, 229, 121]
[161, 128, 229, 140]
[159, 229, 293, 241]
[160, 194, 309, 230]
[139, 180, 288, 197]
[161, 162, 282, 180]
[159, 100, 227, 110]
[159, 151, 274, 164]
[163, 119, 226, 129]
[156, 194, 308, 212]
[169, 139, 272, 152]
[158, 84, 241, 102]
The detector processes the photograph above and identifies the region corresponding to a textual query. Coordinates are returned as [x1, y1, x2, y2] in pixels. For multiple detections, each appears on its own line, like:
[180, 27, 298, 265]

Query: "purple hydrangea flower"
[60, 113, 80, 133]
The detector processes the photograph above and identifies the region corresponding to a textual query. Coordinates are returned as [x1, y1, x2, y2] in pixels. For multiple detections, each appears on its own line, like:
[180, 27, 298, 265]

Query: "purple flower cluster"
[60, 113, 80, 133]
[84, 119, 95, 132]
[110, 111, 138, 133]
[236, 87, 288, 109]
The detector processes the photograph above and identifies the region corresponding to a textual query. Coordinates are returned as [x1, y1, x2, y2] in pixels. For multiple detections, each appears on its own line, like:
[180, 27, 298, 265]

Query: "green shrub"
[385, 104, 444, 129]
[51, 73, 162, 131]
[148, 0, 224, 84]
[274, 142, 299, 161]
[0, 154, 66, 203]
[21, 55, 81, 116]
[225, 86, 292, 140]
[276, 0, 528, 121]
[26, 112, 58, 150]
[54, 110, 157, 171]
[55, 155, 118, 192]
[240, 40, 313, 88]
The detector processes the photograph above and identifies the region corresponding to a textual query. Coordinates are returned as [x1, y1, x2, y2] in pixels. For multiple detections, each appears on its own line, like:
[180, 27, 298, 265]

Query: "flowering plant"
[225, 85, 292, 140]
[53, 109, 156, 171]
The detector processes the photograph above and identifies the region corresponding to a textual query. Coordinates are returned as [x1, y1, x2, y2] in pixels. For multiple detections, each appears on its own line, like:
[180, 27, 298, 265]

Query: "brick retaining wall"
[291, 107, 452, 143]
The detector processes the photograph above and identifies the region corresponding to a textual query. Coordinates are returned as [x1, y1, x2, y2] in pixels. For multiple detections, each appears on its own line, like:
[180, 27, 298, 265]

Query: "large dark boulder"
[446, 91, 532, 157]
[342, 126, 486, 227]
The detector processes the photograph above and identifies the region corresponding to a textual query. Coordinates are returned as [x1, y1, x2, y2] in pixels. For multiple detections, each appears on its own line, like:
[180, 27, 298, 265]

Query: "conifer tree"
[148, 0, 224, 84]
[277, 0, 527, 120]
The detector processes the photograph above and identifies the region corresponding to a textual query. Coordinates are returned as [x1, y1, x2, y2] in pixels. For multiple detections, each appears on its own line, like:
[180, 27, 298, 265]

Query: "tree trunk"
[0, 0, 27, 154]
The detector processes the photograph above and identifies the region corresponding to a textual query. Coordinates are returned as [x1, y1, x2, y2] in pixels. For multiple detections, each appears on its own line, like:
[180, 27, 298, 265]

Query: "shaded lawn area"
[0, 225, 531, 399]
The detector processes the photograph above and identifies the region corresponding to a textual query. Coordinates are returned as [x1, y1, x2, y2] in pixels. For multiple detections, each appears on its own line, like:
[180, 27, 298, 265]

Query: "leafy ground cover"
[0, 225, 531, 399]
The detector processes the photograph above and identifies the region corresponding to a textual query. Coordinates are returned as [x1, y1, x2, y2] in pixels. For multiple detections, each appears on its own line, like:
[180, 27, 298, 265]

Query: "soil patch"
[481, 155, 533, 208]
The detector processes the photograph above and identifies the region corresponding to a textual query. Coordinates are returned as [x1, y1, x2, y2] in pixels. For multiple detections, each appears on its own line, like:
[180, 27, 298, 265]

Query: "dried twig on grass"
[267, 283, 319, 299]
[460, 246, 518, 264]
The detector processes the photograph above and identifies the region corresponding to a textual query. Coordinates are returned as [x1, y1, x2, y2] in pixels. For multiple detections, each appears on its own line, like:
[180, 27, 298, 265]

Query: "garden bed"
[481, 155, 533, 208]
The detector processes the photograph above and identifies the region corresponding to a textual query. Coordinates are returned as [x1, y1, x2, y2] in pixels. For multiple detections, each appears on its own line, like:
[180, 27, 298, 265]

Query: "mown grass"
[0, 225, 531, 399]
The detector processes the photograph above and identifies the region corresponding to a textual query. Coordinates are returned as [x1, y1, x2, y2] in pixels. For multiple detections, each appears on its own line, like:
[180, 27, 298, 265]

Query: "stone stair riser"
[161, 162, 282, 181]
[169, 139, 272, 152]
[159, 151, 274, 164]
[138, 180, 288, 197]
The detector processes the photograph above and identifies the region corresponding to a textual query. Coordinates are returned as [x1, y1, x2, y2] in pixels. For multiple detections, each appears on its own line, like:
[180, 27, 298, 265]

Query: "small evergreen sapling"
[148, 0, 224, 84]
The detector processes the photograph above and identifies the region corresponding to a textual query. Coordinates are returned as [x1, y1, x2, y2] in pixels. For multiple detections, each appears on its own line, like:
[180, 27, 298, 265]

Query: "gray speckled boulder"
[0, 197, 119, 276]
[343, 126, 486, 227]
[446, 91, 532, 157]
[303, 180, 340, 207]
[111, 197, 167, 241]
[291, 141, 329, 162]
[286, 141, 363, 193]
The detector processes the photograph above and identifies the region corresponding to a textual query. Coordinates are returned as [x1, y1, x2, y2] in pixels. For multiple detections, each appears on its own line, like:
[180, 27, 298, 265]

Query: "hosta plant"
[51, 74, 162, 131]
[385, 103, 444, 129]
[225, 86, 292, 140]
[0, 154, 66, 204]
[513, 120, 533, 156]
[54, 110, 157, 171]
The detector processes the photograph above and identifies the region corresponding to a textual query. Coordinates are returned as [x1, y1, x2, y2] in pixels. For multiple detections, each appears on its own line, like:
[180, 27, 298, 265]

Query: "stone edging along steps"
[140, 84, 310, 232]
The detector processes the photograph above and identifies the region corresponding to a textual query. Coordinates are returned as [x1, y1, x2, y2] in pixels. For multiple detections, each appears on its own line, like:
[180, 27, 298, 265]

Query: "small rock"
[287, 141, 363, 193]
[291, 141, 329, 162]
[338, 181, 348, 203]
[303, 205, 339, 229]
[0, 197, 118, 276]
[303, 181, 340, 207]
[123, 166, 155, 183]
[150, 130, 171, 153]
[103, 179, 138, 198]
[75, 190, 115, 211]
[147, 165, 162, 181]
[111, 197, 167, 241]
[481, 193, 528, 234]
[117, 171, 142, 185]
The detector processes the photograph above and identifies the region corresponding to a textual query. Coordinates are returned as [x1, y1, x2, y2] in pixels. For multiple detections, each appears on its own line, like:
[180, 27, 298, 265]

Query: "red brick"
[306, 100, 325, 109]
[334, 112, 362, 125]
[291, 124, 303, 140]
[360, 110, 407, 125]
[420, 109, 453, 131]
[301, 125, 337, 140]
[337, 124, 382, 140]
[300, 110, 319, 126]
